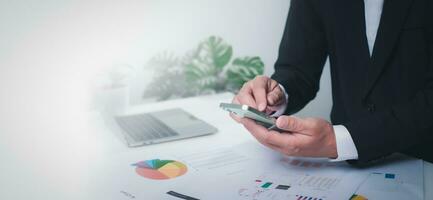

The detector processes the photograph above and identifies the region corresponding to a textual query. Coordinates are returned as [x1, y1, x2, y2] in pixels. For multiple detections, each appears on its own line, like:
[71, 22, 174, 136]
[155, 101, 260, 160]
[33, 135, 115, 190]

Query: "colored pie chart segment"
[132, 159, 188, 180]
[350, 194, 368, 200]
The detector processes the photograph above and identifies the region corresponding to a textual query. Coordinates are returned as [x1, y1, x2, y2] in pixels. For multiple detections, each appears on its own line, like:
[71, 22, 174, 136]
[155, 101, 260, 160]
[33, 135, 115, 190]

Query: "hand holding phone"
[220, 103, 285, 132]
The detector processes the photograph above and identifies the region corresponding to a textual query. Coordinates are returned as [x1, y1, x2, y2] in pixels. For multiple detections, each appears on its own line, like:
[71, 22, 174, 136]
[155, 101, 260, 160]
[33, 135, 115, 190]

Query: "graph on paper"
[349, 172, 417, 200]
[280, 157, 337, 169]
[235, 172, 339, 200]
[237, 176, 294, 200]
[131, 159, 187, 180]
[171, 147, 252, 176]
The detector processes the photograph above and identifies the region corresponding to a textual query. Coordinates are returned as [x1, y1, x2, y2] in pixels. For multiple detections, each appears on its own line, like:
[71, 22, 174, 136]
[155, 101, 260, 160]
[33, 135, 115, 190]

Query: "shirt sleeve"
[329, 125, 359, 161]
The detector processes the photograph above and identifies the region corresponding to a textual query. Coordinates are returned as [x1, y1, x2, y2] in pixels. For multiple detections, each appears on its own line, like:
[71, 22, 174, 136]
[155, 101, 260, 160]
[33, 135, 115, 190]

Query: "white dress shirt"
[275, 0, 384, 161]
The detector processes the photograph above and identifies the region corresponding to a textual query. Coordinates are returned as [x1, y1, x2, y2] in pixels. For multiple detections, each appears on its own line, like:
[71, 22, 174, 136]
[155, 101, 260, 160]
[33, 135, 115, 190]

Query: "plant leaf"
[199, 36, 233, 69]
[142, 36, 263, 101]
[184, 36, 232, 93]
[226, 56, 264, 91]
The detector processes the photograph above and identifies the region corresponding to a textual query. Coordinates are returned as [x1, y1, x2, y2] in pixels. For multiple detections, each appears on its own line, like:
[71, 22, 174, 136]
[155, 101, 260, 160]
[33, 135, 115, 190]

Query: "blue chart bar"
[385, 173, 395, 179]
[372, 172, 396, 179]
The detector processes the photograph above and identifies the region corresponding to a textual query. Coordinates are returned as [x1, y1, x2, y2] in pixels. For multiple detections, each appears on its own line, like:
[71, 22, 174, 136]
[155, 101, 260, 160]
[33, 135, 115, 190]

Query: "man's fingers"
[242, 118, 294, 149]
[267, 88, 284, 106]
[230, 113, 241, 123]
[253, 88, 267, 111]
[234, 76, 282, 112]
[236, 82, 259, 108]
[241, 118, 286, 150]
[266, 80, 282, 105]
[251, 76, 269, 111]
[241, 118, 269, 141]
[276, 116, 304, 132]
[241, 117, 310, 156]
[236, 92, 257, 108]
[229, 97, 242, 123]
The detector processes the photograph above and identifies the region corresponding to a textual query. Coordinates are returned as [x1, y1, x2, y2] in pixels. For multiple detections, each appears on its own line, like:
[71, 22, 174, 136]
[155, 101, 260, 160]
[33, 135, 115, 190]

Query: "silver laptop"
[112, 108, 217, 147]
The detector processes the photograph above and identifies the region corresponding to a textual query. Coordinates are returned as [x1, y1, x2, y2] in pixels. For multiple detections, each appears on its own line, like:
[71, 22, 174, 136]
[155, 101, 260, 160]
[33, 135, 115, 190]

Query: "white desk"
[90, 92, 433, 199]
[1, 92, 431, 199]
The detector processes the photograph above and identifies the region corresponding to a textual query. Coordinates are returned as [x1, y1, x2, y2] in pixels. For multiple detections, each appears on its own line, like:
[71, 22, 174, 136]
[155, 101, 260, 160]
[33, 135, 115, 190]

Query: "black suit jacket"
[271, 0, 433, 164]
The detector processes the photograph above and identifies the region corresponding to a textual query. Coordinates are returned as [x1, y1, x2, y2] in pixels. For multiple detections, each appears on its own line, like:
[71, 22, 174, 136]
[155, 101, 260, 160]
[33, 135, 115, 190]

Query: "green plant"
[143, 36, 264, 101]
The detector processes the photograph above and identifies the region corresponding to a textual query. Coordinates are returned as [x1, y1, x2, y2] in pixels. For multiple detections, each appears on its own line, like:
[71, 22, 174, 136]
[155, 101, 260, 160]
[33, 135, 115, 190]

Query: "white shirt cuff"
[329, 125, 359, 162]
[271, 84, 289, 117]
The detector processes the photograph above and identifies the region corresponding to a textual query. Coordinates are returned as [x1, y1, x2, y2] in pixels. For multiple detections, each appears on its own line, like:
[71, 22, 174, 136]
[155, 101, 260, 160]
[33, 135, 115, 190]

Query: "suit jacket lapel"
[334, 0, 371, 74]
[364, 0, 414, 98]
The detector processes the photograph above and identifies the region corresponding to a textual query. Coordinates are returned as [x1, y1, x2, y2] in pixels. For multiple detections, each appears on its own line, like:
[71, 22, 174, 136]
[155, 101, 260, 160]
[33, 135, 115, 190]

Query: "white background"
[0, 0, 333, 199]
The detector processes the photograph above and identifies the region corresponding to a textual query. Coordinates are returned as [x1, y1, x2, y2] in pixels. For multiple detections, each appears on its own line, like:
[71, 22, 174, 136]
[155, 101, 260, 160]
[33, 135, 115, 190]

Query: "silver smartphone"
[219, 103, 284, 132]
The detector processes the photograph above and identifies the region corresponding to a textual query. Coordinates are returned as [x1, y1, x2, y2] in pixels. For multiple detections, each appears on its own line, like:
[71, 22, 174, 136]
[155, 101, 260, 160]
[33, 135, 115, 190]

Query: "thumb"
[276, 116, 304, 132]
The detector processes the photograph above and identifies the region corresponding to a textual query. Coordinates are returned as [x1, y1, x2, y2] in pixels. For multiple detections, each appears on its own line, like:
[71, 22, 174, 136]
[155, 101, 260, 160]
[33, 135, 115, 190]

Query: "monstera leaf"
[226, 56, 264, 91]
[205, 36, 233, 69]
[143, 36, 264, 101]
[184, 36, 233, 93]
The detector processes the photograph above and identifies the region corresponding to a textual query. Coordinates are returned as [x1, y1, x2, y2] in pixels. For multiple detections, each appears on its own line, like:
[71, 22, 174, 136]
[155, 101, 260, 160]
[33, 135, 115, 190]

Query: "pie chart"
[132, 159, 188, 180]
[350, 194, 368, 200]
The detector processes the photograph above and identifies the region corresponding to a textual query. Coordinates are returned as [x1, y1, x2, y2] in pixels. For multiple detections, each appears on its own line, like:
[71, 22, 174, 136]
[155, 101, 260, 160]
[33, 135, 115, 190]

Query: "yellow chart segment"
[158, 162, 187, 178]
[170, 161, 188, 175]
[159, 163, 179, 171]
[350, 194, 368, 200]
[171, 161, 187, 169]
[159, 169, 180, 178]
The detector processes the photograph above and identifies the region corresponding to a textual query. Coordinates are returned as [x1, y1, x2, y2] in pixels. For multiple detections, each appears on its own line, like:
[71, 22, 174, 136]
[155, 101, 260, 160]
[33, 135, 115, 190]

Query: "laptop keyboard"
[115, 113, 178, 142]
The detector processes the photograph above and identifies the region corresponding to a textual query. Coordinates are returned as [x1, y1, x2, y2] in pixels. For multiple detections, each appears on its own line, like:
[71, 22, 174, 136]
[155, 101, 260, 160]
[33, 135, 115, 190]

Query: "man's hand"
[241, 116, 338, 158]
[231, 76, 286, 122]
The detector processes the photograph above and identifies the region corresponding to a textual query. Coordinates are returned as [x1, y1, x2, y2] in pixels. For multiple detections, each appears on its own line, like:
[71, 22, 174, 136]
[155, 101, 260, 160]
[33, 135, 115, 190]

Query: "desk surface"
[1, 92, 432, 199]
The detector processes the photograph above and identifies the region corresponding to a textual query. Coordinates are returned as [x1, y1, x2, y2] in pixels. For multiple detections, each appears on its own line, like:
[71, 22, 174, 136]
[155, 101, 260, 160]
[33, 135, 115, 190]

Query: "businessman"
[232, 0, 433, 164]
